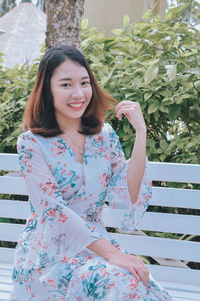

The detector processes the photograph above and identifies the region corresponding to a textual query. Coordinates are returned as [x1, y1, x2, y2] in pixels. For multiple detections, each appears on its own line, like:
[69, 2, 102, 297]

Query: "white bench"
[0, 153, 200, 301]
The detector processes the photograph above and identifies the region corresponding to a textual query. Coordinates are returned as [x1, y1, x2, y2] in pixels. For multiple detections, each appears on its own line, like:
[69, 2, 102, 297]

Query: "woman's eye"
[62, 83, 70, 87]
[82, 81, 90, 86]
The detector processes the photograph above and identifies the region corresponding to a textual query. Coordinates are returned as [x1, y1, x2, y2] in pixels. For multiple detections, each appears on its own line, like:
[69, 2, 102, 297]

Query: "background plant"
[0, 4, 200, 164]
[0, 54, 42, 152]
[82, 5, 200, 163]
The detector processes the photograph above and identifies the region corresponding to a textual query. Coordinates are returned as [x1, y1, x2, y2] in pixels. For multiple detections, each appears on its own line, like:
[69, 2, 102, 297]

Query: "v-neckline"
[57, 135, 88, 166]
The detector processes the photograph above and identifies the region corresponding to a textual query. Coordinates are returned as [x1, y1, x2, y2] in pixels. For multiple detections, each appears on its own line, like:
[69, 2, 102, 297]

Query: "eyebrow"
[58, 76, 90, 81]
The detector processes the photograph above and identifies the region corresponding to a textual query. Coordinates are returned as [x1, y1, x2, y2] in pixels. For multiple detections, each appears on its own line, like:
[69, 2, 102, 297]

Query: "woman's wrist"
[135, 126, 147, 136]
[87, 238, 120, 262]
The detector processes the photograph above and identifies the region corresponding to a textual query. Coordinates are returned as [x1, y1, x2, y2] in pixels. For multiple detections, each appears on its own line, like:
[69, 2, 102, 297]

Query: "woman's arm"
[115, 101, 147, 204]
[127, 129, 146, 204]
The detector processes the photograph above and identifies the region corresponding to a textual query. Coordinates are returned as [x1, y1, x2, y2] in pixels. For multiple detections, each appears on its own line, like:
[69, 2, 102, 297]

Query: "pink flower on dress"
[97, 135, 103, 141]
[61, 255, 70, 263]
[58, 213, 68, 223]
[48, 209, 56, 217]
[81, 273, 87, 279]
[129, 278, 139, 290]
[47, 279, 56, 288]
[106, 283, 115, 290]
[99, 147, 104, 153]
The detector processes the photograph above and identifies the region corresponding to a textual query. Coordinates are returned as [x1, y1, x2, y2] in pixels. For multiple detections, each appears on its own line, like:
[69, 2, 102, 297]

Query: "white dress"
[11, 123, 173, 300]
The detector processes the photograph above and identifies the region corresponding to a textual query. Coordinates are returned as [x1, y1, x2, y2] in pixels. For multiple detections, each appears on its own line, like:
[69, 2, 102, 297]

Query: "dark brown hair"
[24, 45, 116, 136]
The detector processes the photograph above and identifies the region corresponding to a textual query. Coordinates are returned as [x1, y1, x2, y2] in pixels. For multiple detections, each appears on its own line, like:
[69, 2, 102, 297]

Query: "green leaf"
[111, 28, 123, 35]
[160, 140, 168, 150]
[165, 65, 177, 81]
[194, 80, 200, 92]
[144, 92, 152, 101]
[144, 66, 158, 85]
[159, 105, 169, 113]
[148, 103, 159, 114]
[123, 15, 130, 27]
[81, 18, 89, 30]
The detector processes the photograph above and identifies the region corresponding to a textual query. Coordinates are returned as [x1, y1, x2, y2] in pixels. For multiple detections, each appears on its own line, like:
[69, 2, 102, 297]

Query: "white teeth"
[69, 103, 83, 108]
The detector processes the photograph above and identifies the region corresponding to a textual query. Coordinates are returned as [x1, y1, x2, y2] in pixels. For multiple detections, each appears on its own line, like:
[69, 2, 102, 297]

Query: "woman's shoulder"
[101, 122, 114, 135]
[18, 130, 36, 142]
[101, 123, 118, 140]
[17, 130, 45, 148]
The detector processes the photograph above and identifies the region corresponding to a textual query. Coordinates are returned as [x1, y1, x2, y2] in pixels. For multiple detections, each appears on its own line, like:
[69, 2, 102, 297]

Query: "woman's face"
[50, 59, 92, 127]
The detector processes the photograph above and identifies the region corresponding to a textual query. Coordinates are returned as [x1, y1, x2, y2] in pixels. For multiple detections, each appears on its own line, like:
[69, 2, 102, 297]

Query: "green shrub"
[82, 5, 200, 163]
[0, 55, 40, 152]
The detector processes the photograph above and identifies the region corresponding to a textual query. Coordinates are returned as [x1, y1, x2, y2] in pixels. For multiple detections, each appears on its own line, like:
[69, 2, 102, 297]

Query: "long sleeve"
[106, 124, 152, 232]
[16, 132, 102, 269]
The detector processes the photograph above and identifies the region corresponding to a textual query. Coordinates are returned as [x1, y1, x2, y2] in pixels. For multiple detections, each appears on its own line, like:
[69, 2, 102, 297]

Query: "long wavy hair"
[23, 45, 116, 136]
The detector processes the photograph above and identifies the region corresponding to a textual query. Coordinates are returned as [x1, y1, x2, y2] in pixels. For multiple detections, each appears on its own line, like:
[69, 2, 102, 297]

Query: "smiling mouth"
[67, 102, 85, 110]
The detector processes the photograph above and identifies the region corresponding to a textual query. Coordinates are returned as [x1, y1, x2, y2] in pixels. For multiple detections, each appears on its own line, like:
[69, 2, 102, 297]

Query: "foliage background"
[1, 3, 200, 164]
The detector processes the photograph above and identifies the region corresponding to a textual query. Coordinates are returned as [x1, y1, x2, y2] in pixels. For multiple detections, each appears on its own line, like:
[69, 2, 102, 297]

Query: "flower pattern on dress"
[11, 123, 172, 301]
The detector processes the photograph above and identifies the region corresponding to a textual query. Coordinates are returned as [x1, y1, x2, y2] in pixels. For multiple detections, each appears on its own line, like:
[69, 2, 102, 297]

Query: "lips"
[67, 102, 85, 111]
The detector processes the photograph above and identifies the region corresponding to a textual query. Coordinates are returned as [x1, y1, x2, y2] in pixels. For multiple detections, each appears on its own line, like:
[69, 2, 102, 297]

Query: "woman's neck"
[57, 116, 81, 134]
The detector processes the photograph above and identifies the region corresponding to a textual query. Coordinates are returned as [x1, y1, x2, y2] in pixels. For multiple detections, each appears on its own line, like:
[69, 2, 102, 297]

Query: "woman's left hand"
[115, 101, 146, 133]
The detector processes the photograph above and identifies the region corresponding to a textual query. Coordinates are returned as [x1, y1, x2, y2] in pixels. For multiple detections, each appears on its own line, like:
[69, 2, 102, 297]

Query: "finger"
[129, 266, 138, 279]
[115, 101, 140, 114]
[129, 266, 148, 289]
[115, 106, 138, 120]
[115, 101, 139, 110]
[133, 265, 149, 289]
[138, 271, 148, 289]
[115, 102, 140, 112]
[115, 103, 141, 115]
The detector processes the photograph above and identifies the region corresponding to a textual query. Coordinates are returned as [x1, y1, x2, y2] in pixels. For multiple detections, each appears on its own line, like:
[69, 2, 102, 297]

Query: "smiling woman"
[11, 45, 173, 300]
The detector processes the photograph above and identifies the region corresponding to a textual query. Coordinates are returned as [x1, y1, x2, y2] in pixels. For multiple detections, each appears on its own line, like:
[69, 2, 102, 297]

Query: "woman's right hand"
[108, 250, 149, 289]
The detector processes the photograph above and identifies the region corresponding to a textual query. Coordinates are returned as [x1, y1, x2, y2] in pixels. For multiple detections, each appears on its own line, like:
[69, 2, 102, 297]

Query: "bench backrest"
[0, 153, 200, 287]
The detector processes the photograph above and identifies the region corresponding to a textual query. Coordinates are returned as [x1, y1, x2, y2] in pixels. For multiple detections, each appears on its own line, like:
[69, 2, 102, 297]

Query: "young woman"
[11, 45, 172, 300]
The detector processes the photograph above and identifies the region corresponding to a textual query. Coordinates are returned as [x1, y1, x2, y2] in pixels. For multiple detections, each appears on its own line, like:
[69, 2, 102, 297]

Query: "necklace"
[63, 132, 85, 155]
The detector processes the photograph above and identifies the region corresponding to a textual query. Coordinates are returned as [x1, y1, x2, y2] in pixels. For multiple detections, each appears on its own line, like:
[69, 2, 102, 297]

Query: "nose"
[72, 84, 84, 99]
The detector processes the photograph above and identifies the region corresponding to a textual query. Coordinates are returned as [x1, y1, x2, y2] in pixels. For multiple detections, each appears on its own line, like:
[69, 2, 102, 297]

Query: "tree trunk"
[45, 0, 85, 50]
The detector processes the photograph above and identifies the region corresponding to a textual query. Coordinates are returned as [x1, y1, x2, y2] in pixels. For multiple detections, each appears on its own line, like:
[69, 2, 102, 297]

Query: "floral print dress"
[11, 123, 173, 301]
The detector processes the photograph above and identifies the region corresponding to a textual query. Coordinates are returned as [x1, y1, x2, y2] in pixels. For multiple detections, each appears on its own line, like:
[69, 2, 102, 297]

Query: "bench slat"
[110, 233, 200, 263]
[0, 291, 11, 301]
[0, 249, 16, 265]
[0, 283, 12, 293]
[151, 187, 200, 209]
[166, 289, 200, 300]
[0, 200, 30, 219]
[0, 177, 27, 195]
[0, 264, 13, 272]
[0, 275, 12, 285]
[149, 162, 200, 184]
[161, 281, 200, 295]
[147, 265, 200, 286]
[138, 212, 200, 235]
[0, 154, 19, 171]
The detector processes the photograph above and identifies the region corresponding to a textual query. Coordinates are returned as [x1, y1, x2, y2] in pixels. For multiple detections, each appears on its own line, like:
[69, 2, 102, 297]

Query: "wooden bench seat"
[0, 153, 200, 300]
